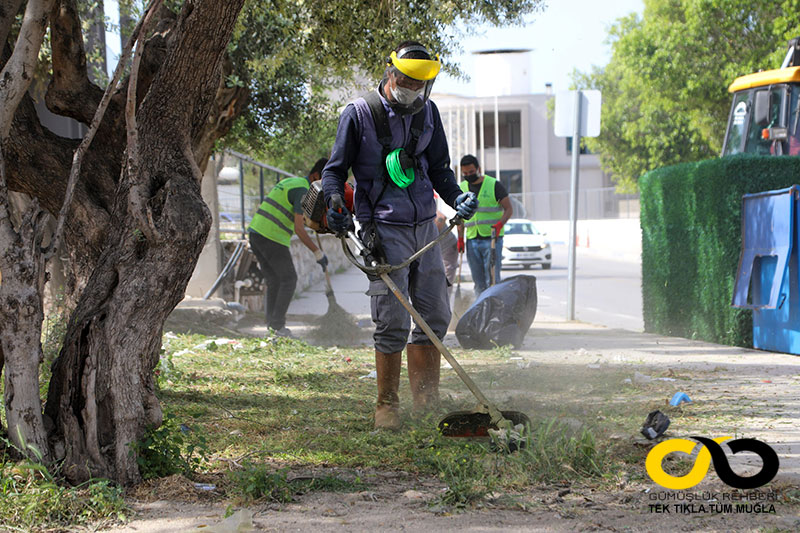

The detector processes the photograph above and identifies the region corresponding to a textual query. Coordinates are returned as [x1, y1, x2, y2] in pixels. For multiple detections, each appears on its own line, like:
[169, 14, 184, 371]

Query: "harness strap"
[362, 90, 426, 219]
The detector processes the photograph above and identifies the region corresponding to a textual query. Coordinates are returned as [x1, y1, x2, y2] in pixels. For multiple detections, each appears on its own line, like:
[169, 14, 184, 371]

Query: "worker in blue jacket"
[322, 41, 477, 430]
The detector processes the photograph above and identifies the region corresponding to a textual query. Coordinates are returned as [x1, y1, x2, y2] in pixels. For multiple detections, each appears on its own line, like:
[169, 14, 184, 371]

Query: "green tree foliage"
[575, 0, 800, 191]
[223, 0, 544, 171]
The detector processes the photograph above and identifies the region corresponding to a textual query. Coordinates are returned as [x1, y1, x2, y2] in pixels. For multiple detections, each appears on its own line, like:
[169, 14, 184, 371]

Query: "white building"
[432, 49, 636, 221]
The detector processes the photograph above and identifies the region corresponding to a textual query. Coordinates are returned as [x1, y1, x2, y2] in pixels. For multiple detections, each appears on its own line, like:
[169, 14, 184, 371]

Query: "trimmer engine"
[302, 180, 354, 233]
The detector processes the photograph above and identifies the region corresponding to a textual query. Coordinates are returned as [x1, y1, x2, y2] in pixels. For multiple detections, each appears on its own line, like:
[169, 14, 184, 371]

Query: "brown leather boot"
[407, 343, 441, 413]
[374, 350, 402, 430]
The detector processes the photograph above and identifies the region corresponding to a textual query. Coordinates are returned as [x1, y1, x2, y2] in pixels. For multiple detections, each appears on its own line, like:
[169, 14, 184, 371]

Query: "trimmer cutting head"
[438, 410, 530, 438]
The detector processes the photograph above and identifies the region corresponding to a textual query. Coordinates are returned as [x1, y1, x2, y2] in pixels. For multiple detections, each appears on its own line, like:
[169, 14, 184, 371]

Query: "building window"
[476, 111, 521, 148]
[486, 170, 522, 195]
[566, 137, 591, 155]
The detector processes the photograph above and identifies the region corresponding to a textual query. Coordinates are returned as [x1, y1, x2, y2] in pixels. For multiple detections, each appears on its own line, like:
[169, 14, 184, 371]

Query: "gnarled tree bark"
[43, 0, 246, 485]
[0, 0, 55, 462]
[0, 0, 25, 48]
[0, 0, 248, 482]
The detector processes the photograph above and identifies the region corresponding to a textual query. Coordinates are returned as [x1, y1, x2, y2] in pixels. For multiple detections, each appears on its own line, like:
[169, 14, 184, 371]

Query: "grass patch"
[155, 332, 624, 496]
[227, 463, 367, 503]
[427, 445, 497, 508]
[506, 419, 606, 484]
[0, 440, 127, 531]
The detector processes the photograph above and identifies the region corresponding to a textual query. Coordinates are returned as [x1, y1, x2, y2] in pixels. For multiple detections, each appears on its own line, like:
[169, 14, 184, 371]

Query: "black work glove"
[454, 192, 478, 220]
[326, 193, 353, 237]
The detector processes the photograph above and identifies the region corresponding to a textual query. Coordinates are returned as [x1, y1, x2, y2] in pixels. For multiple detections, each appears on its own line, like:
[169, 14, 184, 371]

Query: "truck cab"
[722, 38, 800, 156]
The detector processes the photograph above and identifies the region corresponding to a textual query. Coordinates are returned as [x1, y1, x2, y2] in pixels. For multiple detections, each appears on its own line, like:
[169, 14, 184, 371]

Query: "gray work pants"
[248, 231, 297, 330]
[367, 220, 451, 353]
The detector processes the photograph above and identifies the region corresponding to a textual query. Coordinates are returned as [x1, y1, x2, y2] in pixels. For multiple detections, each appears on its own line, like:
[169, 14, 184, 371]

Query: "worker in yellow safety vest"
[248, 158, 329, 337]
[456, 154, 513, 296]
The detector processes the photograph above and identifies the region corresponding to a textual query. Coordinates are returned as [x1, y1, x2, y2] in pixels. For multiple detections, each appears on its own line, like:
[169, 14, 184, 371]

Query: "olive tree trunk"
[42, 0, 245, 485]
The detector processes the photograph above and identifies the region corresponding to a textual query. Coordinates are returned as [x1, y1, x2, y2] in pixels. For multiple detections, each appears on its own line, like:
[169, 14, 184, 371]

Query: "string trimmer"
[336, 209, 530, 446]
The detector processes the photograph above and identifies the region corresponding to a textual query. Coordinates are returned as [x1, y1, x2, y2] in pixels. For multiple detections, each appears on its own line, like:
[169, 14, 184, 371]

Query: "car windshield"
[505, 222, 539, 235]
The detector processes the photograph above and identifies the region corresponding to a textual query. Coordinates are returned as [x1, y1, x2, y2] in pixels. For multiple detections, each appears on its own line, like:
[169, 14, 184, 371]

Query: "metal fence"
[508, 187, 640, 221]
[215, 149, 297, 236]
[213, 150, 638, 226]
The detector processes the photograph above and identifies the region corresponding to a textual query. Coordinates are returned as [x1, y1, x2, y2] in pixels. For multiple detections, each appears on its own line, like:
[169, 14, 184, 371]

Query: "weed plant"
[0, 438, 127, 531]
[229, 464, 295, 502]
[508, 419, 605, 484]
[428, 445, 496, 507]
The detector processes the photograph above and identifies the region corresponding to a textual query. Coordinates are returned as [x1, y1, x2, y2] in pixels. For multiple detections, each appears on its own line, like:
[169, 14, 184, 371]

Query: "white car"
[501, 219, 552, 270]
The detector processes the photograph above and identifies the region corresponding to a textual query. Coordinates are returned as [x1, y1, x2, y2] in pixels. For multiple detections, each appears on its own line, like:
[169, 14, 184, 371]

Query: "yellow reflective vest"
[248, 177, 309, 247]
[460, 176, 504, 239]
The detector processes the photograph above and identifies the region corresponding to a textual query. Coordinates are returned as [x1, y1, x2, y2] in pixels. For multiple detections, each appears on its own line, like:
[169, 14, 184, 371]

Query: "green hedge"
[640, 154, 800, 347]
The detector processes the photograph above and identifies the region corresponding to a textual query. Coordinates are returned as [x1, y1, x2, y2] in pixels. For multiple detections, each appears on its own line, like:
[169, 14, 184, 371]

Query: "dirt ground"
[108, 316, 800, 532]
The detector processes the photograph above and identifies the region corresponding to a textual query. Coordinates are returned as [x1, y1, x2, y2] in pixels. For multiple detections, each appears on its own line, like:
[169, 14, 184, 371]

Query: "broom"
[309, 234, 363, 345]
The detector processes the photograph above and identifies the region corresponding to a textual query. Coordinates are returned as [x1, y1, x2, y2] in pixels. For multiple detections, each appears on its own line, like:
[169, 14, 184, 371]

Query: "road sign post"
[554, 90, 601, 321]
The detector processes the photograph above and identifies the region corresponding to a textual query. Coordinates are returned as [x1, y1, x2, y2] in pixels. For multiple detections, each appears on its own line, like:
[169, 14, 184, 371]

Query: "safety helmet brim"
[388, 51, 441, 81]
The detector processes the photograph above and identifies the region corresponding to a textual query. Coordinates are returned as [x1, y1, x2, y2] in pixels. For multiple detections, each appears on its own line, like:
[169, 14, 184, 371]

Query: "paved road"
[502, 243, 643, 331]
[290, 243, 644, 332]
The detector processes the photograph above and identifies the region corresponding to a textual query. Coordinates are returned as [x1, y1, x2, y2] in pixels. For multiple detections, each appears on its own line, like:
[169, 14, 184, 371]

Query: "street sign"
[554, 90, 601, 138]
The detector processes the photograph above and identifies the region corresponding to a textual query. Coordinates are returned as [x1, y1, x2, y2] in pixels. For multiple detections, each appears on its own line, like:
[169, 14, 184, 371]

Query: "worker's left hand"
[454, 192, 478, 220]
[314, 249, 329, 271]
[492, 221, 504, 235]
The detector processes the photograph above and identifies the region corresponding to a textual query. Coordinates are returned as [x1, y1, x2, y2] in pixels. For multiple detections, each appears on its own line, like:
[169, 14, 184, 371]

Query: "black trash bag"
[640, 410, 670, 440]
[455, 275, 537, 349]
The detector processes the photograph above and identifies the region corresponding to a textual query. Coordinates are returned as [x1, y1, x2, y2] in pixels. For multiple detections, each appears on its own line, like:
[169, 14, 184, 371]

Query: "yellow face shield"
[388, 50, 441, 81]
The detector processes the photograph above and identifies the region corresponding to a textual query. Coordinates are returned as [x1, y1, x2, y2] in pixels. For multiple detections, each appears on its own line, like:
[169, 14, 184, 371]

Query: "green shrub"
[640, 154, 800, 345]
[130, 413, 208, 479]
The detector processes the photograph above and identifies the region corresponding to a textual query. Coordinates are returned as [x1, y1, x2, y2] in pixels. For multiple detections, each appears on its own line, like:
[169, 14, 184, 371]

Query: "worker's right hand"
[314, 249, 329, 271]
[326, 194, 353, 237]
[454, 192, 478, 220]
[457, 237, 465, 253]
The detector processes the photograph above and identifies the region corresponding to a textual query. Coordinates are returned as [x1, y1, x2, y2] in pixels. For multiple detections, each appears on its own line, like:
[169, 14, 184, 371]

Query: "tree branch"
[7, 96, 111, 254]
[0, 0, 55, 139]
[0, 137, 21, 252]
[192, 55, 249, 171]
[141, 0, 245, 144]
[125, 0, 163, 244]
[44, 0, 156, 259]
[0, 0, 24, 50]
[45, 0, 103, 124]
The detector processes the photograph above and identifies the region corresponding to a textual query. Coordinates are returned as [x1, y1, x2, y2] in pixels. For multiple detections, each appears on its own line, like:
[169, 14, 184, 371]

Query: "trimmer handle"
[331, 194, 345, 213]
